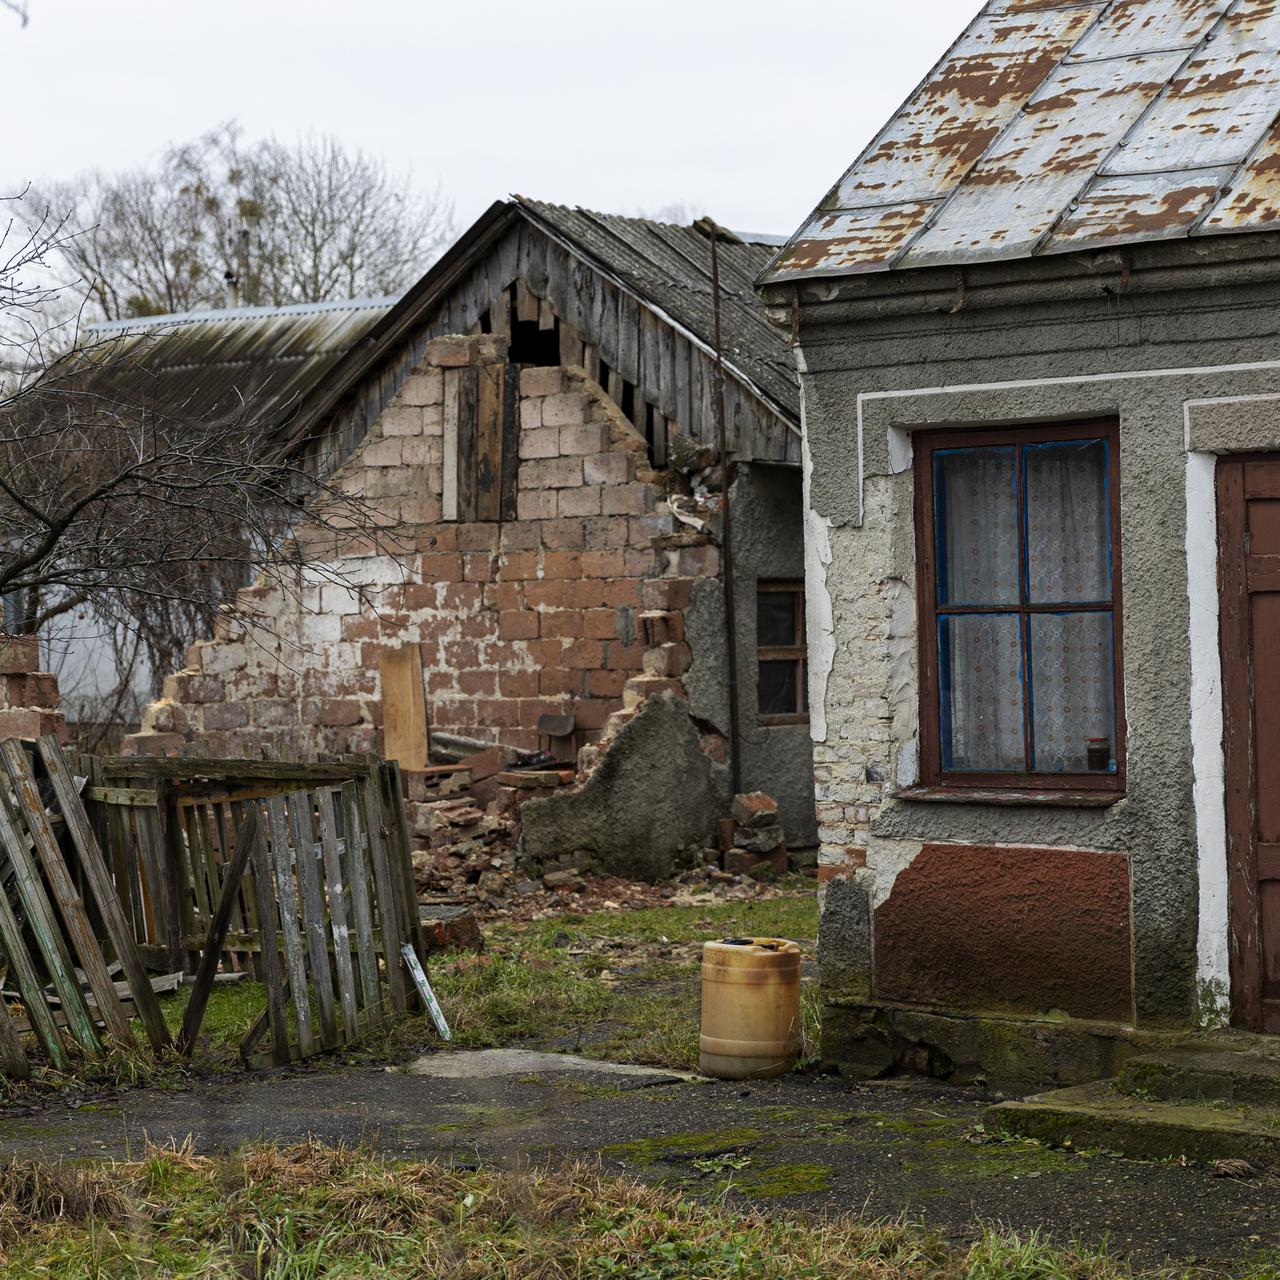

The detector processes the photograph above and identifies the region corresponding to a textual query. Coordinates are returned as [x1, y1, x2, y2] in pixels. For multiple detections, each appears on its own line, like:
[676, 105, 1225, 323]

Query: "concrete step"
[988, 1079, 1280, 1165]
[1118, 1046, 1280, 1106]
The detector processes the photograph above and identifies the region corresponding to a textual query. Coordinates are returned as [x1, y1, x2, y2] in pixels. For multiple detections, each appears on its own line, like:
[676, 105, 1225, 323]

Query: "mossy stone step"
[988, 1080, 1280, 1165]
[1119, 1046, 1280, 1106]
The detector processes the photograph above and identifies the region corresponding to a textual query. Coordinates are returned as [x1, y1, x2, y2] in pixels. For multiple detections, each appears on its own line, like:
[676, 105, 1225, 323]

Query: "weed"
[0, 1141, 1189, 1279]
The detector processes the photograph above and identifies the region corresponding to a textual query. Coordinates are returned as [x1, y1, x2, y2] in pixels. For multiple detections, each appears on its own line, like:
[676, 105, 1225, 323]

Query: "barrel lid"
[704, 937, 800, 956]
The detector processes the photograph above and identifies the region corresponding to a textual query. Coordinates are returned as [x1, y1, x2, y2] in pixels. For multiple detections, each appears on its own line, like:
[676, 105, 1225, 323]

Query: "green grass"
[424, 888, 820, 1071]
[0, 1140, 1228, 1279]
[0, 888, 819, 1104]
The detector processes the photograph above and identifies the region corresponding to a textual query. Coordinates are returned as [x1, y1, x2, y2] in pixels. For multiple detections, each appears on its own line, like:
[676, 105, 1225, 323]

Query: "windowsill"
[889, 785, 1124, 808]
[758, 714, 811, 727]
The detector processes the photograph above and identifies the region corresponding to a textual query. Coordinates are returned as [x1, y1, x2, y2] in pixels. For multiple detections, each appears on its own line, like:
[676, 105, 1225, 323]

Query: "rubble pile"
[719, 792, 789, 878]
[404, 757, 811, 951]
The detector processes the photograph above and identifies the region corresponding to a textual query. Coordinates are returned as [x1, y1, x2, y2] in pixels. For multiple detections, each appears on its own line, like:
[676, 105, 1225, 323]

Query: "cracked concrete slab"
[403, 1049, 702, 1082]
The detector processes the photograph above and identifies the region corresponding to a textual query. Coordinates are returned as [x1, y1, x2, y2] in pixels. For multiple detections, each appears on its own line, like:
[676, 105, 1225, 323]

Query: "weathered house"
[120, 199, 817, 870]
[759, 0, 1280, 1084]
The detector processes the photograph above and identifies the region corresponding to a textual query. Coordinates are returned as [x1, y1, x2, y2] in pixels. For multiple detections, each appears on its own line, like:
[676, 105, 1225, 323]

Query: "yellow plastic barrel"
[699, 937, 801, 1080]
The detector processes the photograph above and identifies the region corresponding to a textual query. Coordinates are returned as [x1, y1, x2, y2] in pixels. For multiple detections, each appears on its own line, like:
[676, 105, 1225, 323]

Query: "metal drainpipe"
[709, 223, 743, 799]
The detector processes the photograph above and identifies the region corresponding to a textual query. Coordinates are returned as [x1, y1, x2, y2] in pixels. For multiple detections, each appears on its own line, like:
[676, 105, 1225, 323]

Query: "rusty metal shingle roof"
[85, 297, 396, 428]
[761, 0, 1280, 284]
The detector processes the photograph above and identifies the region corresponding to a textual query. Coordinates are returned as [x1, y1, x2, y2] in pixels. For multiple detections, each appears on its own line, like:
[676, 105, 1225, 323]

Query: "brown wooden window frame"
[757, 579, 809, 726]
[913, 419, 1126, 798]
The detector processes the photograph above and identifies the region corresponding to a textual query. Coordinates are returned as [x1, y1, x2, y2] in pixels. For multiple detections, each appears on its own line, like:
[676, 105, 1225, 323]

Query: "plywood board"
[380, 646, 429, 770]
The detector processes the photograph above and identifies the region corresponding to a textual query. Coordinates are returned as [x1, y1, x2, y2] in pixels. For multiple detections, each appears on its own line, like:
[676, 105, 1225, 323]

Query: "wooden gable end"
[296, 217, 799, 482]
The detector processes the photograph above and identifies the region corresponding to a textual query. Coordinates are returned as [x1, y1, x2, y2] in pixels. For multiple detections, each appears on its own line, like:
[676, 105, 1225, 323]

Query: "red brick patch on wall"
[873, 843, 1133, 1022]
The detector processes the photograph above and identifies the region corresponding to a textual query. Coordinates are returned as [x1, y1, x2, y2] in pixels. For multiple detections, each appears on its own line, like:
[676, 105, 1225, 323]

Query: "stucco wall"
[781, 238, 1280, 1062]
[683, 464, 818, 849]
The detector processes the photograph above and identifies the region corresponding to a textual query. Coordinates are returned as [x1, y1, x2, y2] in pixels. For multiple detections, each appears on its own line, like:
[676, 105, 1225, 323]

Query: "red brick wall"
[125, 336, 715, 761]
[0, 635, 66, 742]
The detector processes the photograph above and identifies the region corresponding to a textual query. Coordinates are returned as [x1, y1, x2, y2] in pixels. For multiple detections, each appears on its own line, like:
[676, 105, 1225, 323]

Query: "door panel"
[1219, 457, 1280, 1031]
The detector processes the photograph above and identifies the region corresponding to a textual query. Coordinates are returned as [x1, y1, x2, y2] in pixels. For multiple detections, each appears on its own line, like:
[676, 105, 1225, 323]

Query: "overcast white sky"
[7, 0, 963, 239]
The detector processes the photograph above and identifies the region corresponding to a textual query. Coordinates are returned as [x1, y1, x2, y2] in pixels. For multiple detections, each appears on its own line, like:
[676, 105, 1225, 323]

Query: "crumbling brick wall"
[123, 335, 723, 768]
[0, 635, 66, 742]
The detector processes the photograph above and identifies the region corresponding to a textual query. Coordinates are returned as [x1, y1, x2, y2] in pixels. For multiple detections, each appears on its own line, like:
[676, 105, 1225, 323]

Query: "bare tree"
[2, 1, 28, 26]
[0, 196, 404, 740]
[21, 123, 455, 321]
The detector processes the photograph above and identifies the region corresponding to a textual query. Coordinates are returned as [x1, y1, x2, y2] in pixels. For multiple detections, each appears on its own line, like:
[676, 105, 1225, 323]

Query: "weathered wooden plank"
[475, 359, 504, 523]
[617, 293, 640, 385]
[501, 358, 520, 523]
[382, 761, 426, 965]
[380, 647, 429, 772]
[178, 808, 259, 1055]
[491, 285, 512, 341]
[652, 407, 669, 470]
[0, 780, 101, 1055]
[266, 795, 314, 1058]
[455, 365, 479, 522]
[137, 806, 181, 972]
[0, 743, 132, 1047]
[38, 738, 171, 1054]
[226, 801, 261, 978]
[515, 278, 539, 325]
[246, 817, 291, 1067]
[342, 781, 383, 1026]
[87, 787, 157, 807]
[101, 758, 356, 783]
[288, 791, 338, 1050]
[0, 993, 30, 1080]
[0, 885, 67, 1070]
[316, 789, 359, 1042]
[442, 367, 461, 521]
[158, 785, 196, 972]
[359, 775, 408, 1013]
[558, 320, 584, 368]
[182, 805, 213, 934]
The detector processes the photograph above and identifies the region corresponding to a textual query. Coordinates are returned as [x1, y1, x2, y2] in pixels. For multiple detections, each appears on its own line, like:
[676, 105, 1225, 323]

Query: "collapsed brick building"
[116, 200, 817, 873]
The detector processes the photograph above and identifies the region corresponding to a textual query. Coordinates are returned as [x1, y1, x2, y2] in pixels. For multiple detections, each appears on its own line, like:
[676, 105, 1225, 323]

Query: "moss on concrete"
[602, 1127, 765, 1166]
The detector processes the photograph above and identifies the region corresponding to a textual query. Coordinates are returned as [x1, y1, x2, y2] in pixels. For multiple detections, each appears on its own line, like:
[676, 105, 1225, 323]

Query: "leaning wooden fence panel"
[0, 741, 422, 1081]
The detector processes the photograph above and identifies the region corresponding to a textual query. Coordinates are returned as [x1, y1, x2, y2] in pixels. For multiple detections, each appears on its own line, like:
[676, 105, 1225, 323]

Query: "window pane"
[1025, 440, 1110, 604]
[935, 447, 1019, 606]
[759, 660, 798, 715]
[939, 614, 1025, 771]
[757, 591, 797, 647]
[1030, 612, 1116, 773]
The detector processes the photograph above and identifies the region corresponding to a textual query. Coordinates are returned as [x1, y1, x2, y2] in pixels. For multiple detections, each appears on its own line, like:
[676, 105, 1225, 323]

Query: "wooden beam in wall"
[475, 361, 505, 523]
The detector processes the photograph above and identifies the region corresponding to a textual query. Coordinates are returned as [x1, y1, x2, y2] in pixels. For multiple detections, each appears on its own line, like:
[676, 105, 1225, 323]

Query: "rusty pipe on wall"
[709, 222, 743, 800]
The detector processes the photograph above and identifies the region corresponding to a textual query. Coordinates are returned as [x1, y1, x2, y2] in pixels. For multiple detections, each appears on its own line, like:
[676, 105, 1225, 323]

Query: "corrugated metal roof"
[84, 297, 396, 428]
[514, 199, 798, 421]
[761, 0, 1280, 284]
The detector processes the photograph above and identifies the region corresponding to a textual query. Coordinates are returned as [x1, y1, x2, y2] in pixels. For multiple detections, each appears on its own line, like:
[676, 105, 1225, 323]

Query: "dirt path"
[1, 1049, 1275, 1271]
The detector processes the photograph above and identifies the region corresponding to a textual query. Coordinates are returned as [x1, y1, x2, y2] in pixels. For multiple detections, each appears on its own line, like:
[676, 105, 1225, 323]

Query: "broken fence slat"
[401, 945, 451, 1042]
[316, 789, 359, 1044]
[0, 885, 68, 1070]
[287, 790, 339, 1051]
[37, 737, 171, 1054]
[360, 774, 409, 1014]
[342, 781, 383, 1028]
[86, 787, 157, 807]
[0, 991, 30, 1080]
[384, 761, 427, 967]
[266, 795, 314, 1058]
[0, 766, 102, 1057]
[246, 812, 291, 1067]
[178, 808, 260, 1055]
[0, 741, 135, 1049]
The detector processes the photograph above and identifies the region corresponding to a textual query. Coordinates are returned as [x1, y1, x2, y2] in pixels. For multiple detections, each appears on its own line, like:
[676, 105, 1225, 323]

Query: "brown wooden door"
[1218, 457, 1280, 1031]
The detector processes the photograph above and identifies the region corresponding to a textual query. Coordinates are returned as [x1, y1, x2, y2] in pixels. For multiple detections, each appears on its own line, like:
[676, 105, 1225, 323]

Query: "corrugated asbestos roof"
[85, 297, 396, 428]
[761, 0, 1280, 284]
[514, 198, 798, 421]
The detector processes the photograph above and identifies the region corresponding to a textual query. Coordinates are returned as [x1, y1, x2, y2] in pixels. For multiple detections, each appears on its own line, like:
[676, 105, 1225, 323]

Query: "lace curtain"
[935, 441, 1115, 774]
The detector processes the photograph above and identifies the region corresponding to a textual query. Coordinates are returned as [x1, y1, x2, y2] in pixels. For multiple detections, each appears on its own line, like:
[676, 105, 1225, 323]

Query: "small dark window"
[915, 420, 1125, 794]
[757, 581, 808, 724]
